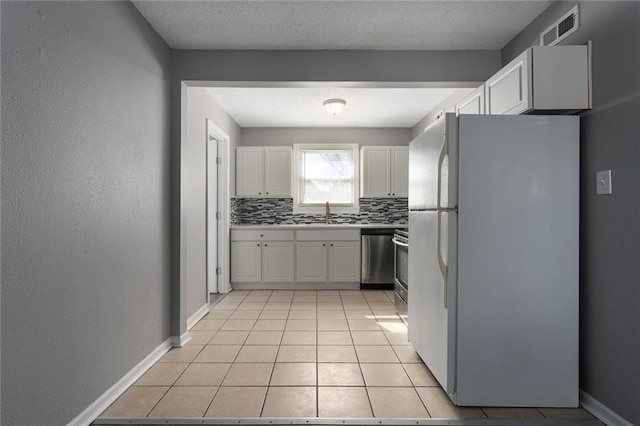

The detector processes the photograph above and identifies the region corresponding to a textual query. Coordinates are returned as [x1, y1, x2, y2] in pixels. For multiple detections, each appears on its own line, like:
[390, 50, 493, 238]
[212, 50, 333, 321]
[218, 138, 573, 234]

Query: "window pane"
[301, 150, 353, 204]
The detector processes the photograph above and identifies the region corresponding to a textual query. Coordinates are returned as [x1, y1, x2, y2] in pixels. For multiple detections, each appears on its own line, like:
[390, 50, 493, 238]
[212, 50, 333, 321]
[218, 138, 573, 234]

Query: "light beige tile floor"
[99, 289, 598, 421]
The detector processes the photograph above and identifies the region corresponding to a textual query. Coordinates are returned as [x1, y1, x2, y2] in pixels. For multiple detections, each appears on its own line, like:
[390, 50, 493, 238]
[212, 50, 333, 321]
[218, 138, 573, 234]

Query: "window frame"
[292, 143, 360, 214]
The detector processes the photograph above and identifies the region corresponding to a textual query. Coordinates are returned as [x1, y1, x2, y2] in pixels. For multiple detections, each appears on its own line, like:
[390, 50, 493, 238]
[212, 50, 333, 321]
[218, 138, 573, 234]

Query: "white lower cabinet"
[328, 241, 361, 282]
[230, 242, 262, 282]
[296, 242, 328, 282]
[230, 230, 294, 283]
[262, 242, 294, 282]
[231, 228, 361, 286]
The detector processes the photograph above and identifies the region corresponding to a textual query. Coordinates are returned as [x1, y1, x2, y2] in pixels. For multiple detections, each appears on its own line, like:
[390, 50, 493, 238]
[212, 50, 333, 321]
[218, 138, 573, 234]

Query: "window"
[293, 144, 359, 213]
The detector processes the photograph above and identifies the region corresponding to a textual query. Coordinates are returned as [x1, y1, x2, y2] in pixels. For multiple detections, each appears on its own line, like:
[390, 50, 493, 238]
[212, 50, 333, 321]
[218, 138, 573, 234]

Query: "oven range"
[392, 229, 408, 324]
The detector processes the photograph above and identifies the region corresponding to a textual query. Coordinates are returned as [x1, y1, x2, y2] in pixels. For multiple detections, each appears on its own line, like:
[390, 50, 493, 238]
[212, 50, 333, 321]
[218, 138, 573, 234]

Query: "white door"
[236, 147, 264, 196]
[264, 147, 292, 197]
[408, 210, 452, 392]
[390, 147, 409, 197]
[328, 241, 360, 282]
[207, 135, 218, 297]
[296, 242, 327, 282]
[409, 118, 447, 210]
[230, 242, 262, 282]
[361, 147, 391, 197]
[262, 242, 294, 282]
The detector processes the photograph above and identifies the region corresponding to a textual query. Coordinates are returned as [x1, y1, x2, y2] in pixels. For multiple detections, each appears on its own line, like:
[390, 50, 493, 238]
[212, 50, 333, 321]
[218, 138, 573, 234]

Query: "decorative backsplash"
[231, 197, 408, 225]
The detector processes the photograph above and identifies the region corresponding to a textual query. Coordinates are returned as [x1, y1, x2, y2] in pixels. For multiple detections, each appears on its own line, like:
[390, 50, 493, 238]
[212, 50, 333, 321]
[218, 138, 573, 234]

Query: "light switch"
[596, 170, 612, 195]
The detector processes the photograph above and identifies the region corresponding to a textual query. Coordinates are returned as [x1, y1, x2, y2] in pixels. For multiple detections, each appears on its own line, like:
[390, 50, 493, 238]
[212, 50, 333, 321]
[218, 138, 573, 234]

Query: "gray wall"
[183, 87, 240, 319]
[241, 128, 412, 147]
[503, 2, 640, 424]
[1, 2, 171, 424]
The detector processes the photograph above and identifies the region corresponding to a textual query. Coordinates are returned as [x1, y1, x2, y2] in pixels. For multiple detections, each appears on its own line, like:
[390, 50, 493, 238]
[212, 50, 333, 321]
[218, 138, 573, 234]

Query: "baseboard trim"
[67, 337, 172, 426]
[580, 389, 633, 426]
[171, 332, 191, 348]
[187, 303, 210, 330]
[232, 282, 360, 290]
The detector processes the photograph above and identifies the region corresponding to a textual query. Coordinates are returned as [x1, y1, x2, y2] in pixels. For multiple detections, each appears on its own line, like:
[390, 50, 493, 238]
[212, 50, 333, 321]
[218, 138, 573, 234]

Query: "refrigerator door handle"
[437, 210, 448, 309]
[436, 134, 449, 309]
[436, 136, 448, 210]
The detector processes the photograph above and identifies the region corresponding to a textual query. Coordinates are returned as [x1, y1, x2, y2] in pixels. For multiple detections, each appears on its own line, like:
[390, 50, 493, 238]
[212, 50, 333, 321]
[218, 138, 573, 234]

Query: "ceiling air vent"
[540, 5, 579, 46]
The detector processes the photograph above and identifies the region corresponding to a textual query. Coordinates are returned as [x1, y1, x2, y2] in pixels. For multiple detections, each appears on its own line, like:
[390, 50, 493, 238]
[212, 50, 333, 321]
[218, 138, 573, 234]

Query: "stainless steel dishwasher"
[360, 228, 396, 289]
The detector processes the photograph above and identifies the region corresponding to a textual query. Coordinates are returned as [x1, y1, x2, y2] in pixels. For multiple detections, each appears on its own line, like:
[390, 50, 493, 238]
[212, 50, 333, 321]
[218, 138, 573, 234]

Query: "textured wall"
[503, 2, 640, 424]
[183, 87, 240, 318]
[1, 2, 171, 424]
[241, 128, 412, 147]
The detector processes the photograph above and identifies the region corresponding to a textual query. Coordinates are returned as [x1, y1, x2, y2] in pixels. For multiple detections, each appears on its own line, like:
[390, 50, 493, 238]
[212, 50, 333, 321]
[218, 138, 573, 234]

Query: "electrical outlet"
[596, 170, 612, 195]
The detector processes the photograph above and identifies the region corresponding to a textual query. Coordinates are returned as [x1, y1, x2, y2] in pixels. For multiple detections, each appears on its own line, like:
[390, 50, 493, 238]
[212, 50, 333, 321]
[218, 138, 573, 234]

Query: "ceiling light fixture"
[323, 98, 346, 116]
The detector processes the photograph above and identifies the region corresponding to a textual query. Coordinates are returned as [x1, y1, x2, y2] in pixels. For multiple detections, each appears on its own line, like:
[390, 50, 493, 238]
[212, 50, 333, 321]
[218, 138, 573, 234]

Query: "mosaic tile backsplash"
[231, 197, 408, 225]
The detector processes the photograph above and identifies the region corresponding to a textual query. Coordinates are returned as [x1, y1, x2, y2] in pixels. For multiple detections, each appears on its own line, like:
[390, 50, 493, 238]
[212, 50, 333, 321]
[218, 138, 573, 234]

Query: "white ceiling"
[133, 1, 552, 50]
[206, 86, 457, 127]
[135, 0, 553, 128]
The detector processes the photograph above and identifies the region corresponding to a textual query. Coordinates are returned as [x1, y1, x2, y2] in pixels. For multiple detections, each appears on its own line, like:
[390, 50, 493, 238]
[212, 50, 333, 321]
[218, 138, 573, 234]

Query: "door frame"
[206, 119, 231, 296]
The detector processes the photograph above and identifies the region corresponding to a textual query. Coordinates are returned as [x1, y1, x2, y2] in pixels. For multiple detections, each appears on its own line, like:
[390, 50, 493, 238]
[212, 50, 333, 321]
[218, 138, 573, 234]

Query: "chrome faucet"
[325, 201, 331, 224]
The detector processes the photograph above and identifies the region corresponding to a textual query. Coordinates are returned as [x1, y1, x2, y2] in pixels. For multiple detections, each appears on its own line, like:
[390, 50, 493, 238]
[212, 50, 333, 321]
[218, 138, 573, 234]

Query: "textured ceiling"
[142, 1, 553, 128]
[133, 1, 553, 50]
[206, 86, 457, 127]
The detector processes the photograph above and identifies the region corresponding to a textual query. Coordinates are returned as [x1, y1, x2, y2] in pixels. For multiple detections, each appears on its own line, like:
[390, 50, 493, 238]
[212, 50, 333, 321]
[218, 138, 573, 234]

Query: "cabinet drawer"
[296, 229, 360, 241]
[231, 230, 294, 241]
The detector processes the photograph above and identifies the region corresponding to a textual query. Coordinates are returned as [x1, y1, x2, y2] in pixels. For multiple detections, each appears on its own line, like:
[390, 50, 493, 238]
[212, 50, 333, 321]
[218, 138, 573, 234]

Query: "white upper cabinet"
[390, 147, 409, 197]
[263, 147, 292, 197]
[456, 85, 486, 115]
[361, 146, 409, 198]
[236, 147, 264, 196]
[486, 45, 590, 115]
[236, 147, 292, 197]
[360, 147, 390, 197]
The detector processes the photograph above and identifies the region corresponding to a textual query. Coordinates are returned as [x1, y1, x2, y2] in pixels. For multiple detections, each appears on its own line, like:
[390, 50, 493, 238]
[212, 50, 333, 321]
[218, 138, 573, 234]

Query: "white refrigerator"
[408, 113, 579, 407]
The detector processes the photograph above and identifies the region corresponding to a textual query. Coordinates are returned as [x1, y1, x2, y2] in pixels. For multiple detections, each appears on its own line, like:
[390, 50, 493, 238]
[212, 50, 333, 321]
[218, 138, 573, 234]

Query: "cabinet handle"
[260, 234, 264, 237]
[257, 243, 260, 246]
[323, 243, 326, 246]
[330, 243, 333, 247]
[266, 192, 269, 194]
[392, 193, 395, 196]
[388, 193, 391, 196]
[264, 244, 268, 247]
[258, 192, 262, 195]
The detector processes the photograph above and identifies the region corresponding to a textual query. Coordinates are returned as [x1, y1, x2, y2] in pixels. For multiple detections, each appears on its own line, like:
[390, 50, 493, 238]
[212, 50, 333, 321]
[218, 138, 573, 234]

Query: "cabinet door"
[456, 85, 485, 115]
[230, 242, 261, 282]
[390, 147, 409, 197]
[264, 147, 292, 197]
[262, 242, 294, 282]
[361, 147, 391, 197]
[486, 49, 532, 115]
[328, 241, 361, 282]
[296, 242, 327, 282]
[236, 147, 264, 196]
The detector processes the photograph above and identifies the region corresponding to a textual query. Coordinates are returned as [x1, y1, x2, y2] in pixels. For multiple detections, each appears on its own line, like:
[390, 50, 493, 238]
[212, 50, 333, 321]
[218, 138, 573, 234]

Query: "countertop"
[230, 223, 407, 230]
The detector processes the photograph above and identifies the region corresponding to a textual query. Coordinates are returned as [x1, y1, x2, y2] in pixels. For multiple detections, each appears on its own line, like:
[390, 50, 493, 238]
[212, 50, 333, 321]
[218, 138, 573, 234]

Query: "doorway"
[206, 119, 231, 304]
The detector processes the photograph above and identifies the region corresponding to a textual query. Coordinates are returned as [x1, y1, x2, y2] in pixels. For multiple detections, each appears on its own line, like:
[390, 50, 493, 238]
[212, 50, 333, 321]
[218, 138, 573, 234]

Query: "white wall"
[241, 127, 412, 147]
[182, 87, 240, 318]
